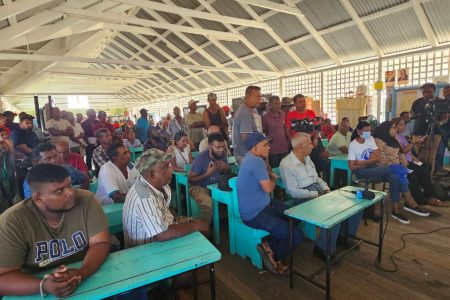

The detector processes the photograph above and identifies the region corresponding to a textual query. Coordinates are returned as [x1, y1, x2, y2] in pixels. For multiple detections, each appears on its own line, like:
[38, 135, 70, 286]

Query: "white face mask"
[361, 131, 371, 139]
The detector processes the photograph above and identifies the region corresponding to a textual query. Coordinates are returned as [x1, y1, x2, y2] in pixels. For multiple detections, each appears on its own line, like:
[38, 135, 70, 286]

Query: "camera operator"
[410, 83, 447, 173]
[285, 94, 316, 137]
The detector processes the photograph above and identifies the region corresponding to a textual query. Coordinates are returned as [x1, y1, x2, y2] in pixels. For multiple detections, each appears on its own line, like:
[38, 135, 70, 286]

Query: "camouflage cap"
[135, 148, 173, 173]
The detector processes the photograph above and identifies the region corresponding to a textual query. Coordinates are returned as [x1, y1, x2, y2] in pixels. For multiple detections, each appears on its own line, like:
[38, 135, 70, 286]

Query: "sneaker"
[403, 205, 430, 217]
[392, 212, 410, 224]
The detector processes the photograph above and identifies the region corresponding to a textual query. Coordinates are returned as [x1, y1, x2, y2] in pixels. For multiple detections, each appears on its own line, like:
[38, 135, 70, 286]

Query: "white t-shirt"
[348, 136, 378, 161]
[96, 161, 140, 205]
[174, 145, 190, 169]
[123, 139, 142, 148]
[69, 123, 86, 148]
[46, 118, 72, 144]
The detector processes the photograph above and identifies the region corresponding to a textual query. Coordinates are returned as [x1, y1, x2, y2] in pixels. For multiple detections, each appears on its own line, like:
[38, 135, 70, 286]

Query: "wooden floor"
[178, 202, 450, 300]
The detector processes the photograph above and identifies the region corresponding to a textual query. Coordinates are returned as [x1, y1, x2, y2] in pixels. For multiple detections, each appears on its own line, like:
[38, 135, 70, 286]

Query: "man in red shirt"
[56, 141, 89, 177]
[285, 94, 316, 137]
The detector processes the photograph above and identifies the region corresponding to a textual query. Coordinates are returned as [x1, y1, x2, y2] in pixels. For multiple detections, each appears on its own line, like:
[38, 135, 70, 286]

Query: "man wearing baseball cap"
[185, 100, 205, 149]
[236, 132, 303, 275]
[3, 111, 20, 132]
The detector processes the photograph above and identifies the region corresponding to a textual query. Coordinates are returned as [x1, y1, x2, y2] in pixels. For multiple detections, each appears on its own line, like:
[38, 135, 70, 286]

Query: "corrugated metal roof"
[243, 56, 272, 71]
[365, 8, 428, 54]
[422, 0, 450, 44]
[348, 0, 408, 17]
[170, 0, 200, 10]
[240, 27, 278, 51]
[211, 71, 233, 83]
[198, 73, 220, 86]
[323, 25, 376, 62]
[265, 48, 300, 71]
[290, 39, 334, 68]
[166, 33, 192, 53]
[211, 0, 252, 20]
[155, 41, 178, 59]
[192, 17, 228, 32]
[203, 44, 231, 65]
[190, 52, 214, 67]
[265, 12, 309, 43]
[221, 41, 253, 57]
[297, 0, 352, 31]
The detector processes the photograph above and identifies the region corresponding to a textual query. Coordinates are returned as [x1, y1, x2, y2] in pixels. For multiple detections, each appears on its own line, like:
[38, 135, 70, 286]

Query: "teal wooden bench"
[102, 203, 124, 234]
[207, 183, 236, 254]
[329, 154, 352, 188]
[4, 232, 221, 300]
[229, 177, 269, 269]
[129, 146, 144, 163]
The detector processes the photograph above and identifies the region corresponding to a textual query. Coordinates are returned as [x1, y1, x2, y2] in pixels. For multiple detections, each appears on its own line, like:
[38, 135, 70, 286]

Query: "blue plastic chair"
[229, 177, 269, 269]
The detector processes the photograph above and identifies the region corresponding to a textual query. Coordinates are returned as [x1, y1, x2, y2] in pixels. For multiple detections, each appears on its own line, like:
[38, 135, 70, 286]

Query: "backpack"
[433, 177, 450, 201]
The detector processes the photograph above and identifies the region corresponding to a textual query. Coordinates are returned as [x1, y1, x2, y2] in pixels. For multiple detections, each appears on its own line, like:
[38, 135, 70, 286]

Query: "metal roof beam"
[411, 0, 438, 47]
[234, 0, 304, 17]
[340, 0, 382, 57]
[0, 53, 280, 76]
[115, 0, 268, 29]
[0, 0, 54, 21]
[51, 6, 240, 42]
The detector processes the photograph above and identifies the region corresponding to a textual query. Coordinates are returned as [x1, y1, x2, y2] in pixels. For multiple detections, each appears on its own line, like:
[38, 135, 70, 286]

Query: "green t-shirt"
[326, 132, 352, 156]
[0, 189, 107, 273]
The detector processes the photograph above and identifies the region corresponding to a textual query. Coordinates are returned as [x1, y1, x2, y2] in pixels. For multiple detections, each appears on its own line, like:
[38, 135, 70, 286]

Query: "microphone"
[345, 190, 376, 200]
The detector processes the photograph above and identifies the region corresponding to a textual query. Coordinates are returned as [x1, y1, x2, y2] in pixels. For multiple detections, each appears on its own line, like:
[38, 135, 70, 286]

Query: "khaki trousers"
[189, 186, 213, 224]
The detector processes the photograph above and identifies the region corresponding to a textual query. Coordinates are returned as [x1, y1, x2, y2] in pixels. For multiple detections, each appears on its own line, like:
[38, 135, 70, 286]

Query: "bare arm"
[260, 178, 276, 193]
[154, 221, 210, 242]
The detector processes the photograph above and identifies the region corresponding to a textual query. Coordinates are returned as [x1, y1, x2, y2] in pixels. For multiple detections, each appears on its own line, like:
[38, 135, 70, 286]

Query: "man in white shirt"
[96, 144, 139, 205]
[279, 133, 362, 261]
[63, 111, 86, 155]
[326, 120, 351, 156]
[46, 107, 73, 144]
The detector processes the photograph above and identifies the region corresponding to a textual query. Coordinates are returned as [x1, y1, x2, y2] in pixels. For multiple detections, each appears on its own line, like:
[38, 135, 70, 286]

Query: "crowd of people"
[0, 82, 449, 296]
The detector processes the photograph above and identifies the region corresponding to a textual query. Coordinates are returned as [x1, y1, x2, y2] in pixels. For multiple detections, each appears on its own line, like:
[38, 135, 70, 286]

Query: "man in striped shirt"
[123, 148, 209, 248]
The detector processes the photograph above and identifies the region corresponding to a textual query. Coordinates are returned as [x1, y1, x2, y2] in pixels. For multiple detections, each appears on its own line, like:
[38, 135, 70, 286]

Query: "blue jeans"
[354, 166, 408, 203]
[288, 198, 362, 255]
[244, 200, 303, 261]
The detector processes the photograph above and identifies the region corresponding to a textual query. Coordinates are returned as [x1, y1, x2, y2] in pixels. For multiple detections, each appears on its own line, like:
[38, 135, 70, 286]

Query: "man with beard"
[188, 133, 230, 224]
[143, 126, 168, 151]
[10, 113, 39, 158]
[0, 164, 110, 297]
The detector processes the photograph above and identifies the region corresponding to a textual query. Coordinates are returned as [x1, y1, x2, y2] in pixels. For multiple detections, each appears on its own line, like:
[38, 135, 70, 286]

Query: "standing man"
[93, 111, 115, 135]
[262, 95, 290, 168]
[46, 107, 73, 144]
[135, 108, 149, 144]
[285, 94, 316, 137]
[0, 164, 110, 297]
[63, 112, 86, 155]
[185, 100, 206, 149]
[188, 134, 229, 225]
[76, 113, 84, 124]
[410, 83, 441, 173]
[237, 132, 303, 275]
[92, 128, 113, 171]
[81, 109, 101, 170]
[203, 93, 228, 139]
[167, 106, 186, 140]
[10, 114, 39, 158]
[232, 85, 261, 164]
[3, 111, 19, 132]
[280, 97, 293, 115]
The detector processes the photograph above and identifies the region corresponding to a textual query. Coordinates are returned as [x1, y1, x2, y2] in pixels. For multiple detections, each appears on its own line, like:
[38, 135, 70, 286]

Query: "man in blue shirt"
[135, 108, 150, 144]
[188, 134, 229, 224]
[237, 132, 303, 275]
[10, 114, 39, 158]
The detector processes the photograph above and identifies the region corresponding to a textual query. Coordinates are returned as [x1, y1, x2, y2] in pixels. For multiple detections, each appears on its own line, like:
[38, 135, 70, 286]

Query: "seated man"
[123, 149, 209, 299]
[143, 126, 168, 152]
[0, 164, 110, 297]
[237, 132, 303, 275]
[280, 133, 362, 260]
[326, 120, 351, 156]
[92, 128, 113, 171]
[9, 113, 39, 159]
[23, 143, 90, 198]
[56, 141, 89, 177]
[198, 125, 231, 156]
[96, 144, 139, 205]
[188, 134, 230, 224]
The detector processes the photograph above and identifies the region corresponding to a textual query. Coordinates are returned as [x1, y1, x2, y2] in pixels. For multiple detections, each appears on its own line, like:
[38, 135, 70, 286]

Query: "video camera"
[291, 117, 322, 133]
[424, 97, 450, 122]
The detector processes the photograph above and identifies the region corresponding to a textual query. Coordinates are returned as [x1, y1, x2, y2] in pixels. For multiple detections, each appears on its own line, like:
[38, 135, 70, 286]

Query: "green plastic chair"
[129, 146, 144, 163]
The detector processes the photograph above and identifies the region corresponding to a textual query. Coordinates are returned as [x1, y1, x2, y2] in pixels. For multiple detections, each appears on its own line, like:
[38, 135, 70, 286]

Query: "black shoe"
[403, 205, 430, 217]
[337, 237, 360, 250]
[392, 212, 410, 224]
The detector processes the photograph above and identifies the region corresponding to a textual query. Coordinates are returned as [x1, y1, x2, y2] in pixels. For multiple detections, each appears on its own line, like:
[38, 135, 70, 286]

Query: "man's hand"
[205, 163, 216, 176]
[214, 160, 227, 171]
[52, 265, 84, 282]
[42, 271, 81, 298]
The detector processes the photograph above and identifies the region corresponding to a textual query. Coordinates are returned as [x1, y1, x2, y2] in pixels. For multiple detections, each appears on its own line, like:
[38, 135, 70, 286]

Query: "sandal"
[428, 198, 449, 207]
[256, 244, 278, 275]
[276, 261, 290, 277]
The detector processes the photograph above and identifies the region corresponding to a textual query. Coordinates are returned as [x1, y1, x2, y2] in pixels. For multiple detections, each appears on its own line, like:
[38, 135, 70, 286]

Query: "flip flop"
[256, 244, 279, 275]
[276, 261, 290, 277]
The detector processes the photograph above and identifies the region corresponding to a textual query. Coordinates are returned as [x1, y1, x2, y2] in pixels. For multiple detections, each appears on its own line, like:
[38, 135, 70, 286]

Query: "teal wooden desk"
[207, 183, 236, 254]
[102, 203, 123, 234]
[329, 154, 352, 188]
[284, 186, 386, 300]
[4, 232, 221, 300]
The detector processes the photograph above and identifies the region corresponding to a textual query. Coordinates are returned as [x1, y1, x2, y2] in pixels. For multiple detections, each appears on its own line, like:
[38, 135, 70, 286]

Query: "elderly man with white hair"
[279, 133, 363, 261]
